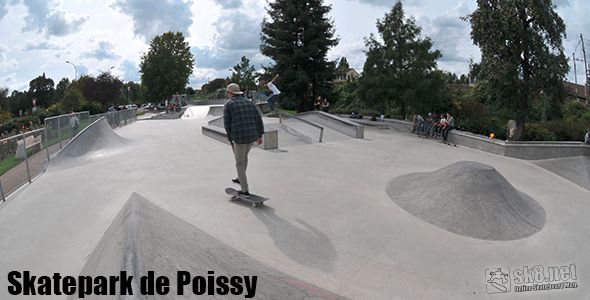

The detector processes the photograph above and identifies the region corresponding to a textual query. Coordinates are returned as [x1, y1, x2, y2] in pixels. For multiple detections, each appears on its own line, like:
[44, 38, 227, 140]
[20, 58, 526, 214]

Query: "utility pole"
[581, 33, 588, 101]
[573, 52, 577, 84]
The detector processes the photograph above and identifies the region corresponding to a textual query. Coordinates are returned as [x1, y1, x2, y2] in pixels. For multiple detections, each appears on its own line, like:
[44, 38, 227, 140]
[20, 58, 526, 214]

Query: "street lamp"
[65, 60, 77, 80]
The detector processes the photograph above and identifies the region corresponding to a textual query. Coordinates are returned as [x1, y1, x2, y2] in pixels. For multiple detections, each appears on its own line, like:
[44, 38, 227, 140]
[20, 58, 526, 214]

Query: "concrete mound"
[49, 118, 130, 171]
[72, 193, 347, 299]
[386, 161, 546, 240]
[533, 156, 590, 192]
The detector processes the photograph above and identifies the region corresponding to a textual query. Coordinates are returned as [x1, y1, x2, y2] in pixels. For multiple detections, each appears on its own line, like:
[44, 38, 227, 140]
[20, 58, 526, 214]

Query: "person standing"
[69, 111, 80, 137]
[442, 112, 455, 143]
[585, 128, 590, 144]
[223, 83, 264, 197]
[266, 74, 281, 110]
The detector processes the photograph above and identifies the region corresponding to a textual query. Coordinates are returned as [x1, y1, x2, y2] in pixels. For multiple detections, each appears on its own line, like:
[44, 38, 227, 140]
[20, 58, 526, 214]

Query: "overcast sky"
[0, 0, 588, 92]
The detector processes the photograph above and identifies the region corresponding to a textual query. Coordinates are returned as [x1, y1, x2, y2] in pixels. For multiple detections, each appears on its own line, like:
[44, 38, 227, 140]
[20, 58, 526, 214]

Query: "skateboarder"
[223, 83, 264, 198]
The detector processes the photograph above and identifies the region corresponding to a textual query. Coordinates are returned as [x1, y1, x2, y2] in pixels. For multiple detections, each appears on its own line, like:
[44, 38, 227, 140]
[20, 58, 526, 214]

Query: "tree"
[62, 86, 85, 112]
[358, 1, 444, 119]
[229, 56, 257, 94]
[53, 77, 70, 103]
[29, 73, 55, 108]
[123, 81, 144, 103]
[335, 57, 351, 81]
[78, 73, 124, 110]
[201, 78, 227, 94]
[140, 31, 195, 102]
[0, 87, 8, 112]
[261, 0, 339, 111]
[468, 0, 569, 140]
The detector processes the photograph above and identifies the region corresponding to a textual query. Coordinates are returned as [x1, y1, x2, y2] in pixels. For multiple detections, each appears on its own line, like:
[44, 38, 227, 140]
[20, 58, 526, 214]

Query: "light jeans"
[234, 143, 253, 192]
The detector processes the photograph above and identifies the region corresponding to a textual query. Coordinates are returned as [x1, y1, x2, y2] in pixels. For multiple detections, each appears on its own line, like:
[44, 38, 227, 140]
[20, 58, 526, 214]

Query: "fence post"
[0, 179, 5, 202]
[57, 117, 62, 149]
[22, 133, 32, 183]
[44, 128, 50, 162]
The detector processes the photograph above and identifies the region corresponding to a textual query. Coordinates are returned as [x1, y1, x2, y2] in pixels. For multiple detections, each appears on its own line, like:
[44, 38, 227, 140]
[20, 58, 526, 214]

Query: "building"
[334, 68, 360, 83]
[563, 81, 588, 104]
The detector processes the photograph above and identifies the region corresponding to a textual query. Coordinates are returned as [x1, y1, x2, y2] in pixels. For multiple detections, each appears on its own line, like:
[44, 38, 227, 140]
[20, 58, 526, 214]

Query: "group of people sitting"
[412, 112, 455, 143]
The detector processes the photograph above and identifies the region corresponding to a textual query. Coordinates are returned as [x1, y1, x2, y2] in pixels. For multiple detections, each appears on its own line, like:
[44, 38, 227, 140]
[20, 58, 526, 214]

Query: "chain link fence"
[0, 110, 137, 202]
[0, 128, 49, 201]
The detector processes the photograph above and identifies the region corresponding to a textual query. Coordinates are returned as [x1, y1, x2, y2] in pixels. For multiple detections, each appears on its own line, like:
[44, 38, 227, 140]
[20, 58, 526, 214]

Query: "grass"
[0, 155, 20, 176]
[0, 146, 43, 176]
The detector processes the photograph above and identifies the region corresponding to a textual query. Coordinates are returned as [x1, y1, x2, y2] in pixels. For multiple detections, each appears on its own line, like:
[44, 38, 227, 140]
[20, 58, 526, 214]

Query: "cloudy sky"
[0, 0, 588, 92]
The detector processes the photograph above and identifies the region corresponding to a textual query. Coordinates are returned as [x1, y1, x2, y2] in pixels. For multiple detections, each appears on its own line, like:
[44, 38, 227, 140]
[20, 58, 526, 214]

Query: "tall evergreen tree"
[261, 0, 339, 111]
[229, 56, 257, 94]
[140, 31, 195, 102]
[468, 0, 569, 140]
[358, 1, 444, 119]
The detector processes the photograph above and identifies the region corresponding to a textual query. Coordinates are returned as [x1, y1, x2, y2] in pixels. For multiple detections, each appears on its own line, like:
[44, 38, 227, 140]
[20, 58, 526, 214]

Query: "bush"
[523, 123, 556, 141]
[544, 120, 586, 141]
[80, 101, 103, 115]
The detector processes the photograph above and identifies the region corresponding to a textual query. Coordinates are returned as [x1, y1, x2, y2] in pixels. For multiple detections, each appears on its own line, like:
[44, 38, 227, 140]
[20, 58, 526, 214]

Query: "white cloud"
[212, 12, 261, 51]
[0, 0, 9, 21]
[21, 0, 87, 36]
[23, 41, 60, 51]
[82, 41, 120, 61]
[121, 59, 140, 82]
[212, 0, 242, 9]
[113, 0, 194, 42]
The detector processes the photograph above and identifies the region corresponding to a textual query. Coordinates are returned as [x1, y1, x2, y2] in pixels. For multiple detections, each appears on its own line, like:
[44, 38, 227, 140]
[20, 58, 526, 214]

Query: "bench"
[15, 135, 42, 159]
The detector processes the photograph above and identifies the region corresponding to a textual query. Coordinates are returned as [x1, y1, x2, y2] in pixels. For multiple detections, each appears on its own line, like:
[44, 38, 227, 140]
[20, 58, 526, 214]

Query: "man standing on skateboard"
[223, 83, 264, 197]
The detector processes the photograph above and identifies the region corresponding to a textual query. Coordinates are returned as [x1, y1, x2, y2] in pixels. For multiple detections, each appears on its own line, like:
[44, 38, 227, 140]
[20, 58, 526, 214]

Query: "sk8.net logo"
[486, 268, 510, 294]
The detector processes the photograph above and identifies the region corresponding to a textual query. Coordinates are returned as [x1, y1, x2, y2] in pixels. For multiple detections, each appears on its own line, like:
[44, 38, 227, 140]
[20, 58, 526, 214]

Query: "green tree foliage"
[468, 0, 569, 140]
[0, 87, 8, 112]
[335, 57, 351, 81]
[53, 77, 70, 103]
[229, 56, 257, 93]
[200, 78, 227, 94]
[62, 86, 85, 112]
[29, 73, 55, 108]
[140, 31, 195, 102]
[261, 0, 339, 111]
[9, 90, 31, 116]
[358, 1, 445, 119]
[78, 73, 124, 110]
[123, 81, 144, 103]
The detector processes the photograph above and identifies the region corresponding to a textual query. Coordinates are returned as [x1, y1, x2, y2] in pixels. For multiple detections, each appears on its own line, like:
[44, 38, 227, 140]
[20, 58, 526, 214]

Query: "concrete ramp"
[386, 161, 546, 240]
[49, 118, 130, 171]
[299, 111, 364, 138]
[533, 156, 590, 191]
[182, 106, 210, 119]
[207, 105, 224, 117]
[72, 193, 347, 299]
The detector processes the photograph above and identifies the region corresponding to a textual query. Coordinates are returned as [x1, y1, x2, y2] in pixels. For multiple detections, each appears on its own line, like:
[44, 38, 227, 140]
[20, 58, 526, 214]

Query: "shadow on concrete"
[250, 205, 337, 273]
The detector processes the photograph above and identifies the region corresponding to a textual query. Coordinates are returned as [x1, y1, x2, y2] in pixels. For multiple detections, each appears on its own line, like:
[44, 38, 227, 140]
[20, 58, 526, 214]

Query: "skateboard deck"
[225, 187, 268, 207]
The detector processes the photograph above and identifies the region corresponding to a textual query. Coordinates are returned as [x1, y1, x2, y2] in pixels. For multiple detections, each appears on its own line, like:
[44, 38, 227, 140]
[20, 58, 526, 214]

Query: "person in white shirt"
[266, 74, 281, 110]
[585, 128, 590, 144]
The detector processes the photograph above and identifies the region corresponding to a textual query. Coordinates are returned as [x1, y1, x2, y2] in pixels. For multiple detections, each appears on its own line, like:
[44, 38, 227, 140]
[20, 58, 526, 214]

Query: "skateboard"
[225, 187, 268, 207]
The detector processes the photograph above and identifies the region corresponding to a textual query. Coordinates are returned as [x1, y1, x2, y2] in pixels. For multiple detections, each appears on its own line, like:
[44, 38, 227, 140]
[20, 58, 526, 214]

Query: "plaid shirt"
[223, 96, 264, 144]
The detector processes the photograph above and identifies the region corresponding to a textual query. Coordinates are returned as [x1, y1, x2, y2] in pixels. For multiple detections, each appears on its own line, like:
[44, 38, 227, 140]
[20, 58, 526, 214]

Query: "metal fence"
[44, 111, 90, 153]
[90, 109, 137, 129]
[0, 109, 137, 203]
[0, 128, 50, 201]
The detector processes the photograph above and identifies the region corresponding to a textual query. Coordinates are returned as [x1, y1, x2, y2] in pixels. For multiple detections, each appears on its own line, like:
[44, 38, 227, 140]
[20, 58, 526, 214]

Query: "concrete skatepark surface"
[386, 161, 546, 240]
[1, 106, 589, 299]
[532, 156, 590, 192]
